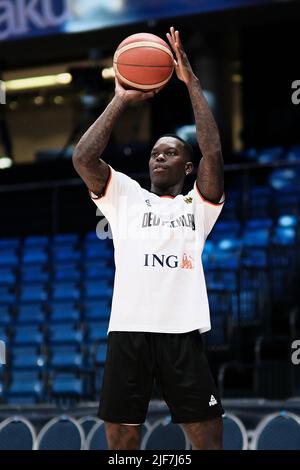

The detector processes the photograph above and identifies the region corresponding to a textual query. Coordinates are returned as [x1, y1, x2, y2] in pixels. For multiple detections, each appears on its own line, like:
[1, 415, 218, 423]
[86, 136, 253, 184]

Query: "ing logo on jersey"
[180, 252, 194, 269]
[144, 253, 194, 269]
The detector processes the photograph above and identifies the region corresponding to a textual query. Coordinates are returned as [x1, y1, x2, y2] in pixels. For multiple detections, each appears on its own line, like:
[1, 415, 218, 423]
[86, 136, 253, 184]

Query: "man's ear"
[185, 162, 194, 175]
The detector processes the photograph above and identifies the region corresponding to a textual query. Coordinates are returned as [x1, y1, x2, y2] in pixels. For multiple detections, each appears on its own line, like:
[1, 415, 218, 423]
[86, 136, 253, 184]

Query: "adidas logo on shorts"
[209, 395, 218, 407]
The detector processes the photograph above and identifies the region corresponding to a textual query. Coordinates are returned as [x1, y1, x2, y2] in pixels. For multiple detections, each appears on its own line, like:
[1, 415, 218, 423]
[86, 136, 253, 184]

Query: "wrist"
[186, 74, 200, 88]
[113, 93, 129, 110]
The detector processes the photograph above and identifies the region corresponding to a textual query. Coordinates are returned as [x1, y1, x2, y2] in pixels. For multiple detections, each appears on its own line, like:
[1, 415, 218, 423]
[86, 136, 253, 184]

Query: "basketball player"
[73, 27, 224, 450]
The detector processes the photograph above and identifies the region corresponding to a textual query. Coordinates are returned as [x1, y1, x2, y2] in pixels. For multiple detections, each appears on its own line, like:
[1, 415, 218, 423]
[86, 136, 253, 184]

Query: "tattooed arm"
[167, 27, 224, 203]
[73, 78, 159, 197]
[187, 77, 224, 203]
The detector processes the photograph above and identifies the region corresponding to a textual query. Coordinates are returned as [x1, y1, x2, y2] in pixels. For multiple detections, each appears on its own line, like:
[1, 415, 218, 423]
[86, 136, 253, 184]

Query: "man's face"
[149, 137, 188, 189]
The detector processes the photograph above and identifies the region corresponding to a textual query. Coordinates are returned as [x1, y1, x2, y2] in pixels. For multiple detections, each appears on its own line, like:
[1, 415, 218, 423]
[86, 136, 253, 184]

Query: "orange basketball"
[113, 33, 174, 91]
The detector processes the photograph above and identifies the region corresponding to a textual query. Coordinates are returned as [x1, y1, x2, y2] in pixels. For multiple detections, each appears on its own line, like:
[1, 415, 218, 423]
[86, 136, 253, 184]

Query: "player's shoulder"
[111, 166, 142, 190]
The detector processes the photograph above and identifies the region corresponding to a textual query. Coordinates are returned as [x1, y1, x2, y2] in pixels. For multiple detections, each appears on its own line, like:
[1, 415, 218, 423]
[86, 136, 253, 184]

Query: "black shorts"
[98, 330, 224, 424]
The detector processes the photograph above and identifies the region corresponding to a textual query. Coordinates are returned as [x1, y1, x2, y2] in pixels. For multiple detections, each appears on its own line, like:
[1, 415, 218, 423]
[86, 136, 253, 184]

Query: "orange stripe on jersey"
[195, 182, 225, 206]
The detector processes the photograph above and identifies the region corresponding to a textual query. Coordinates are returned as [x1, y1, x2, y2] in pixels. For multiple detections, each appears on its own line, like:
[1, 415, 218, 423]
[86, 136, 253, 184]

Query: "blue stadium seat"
[87, 322, 108, 343]
[245, 219, 273, 229]
[272, 227, 296, 245]
[0, 416, 36, 450]
[250, 187, 272, 199]
[0, 327, 9, 345]
[0, 249, 18, 267]
[240, 252, 270, 323]
[21, 266, 49, 283]
[204, 313, 231, 350]
[141, 417, 190, 450]
[94, 343, 107, 365]
[22, 248, 48, 265]
[83, 300, 111, 321]
[0, 306, 11, 326]
[84, 231, 106, 243]
[12, 350, 46, 370]
[257, 146, 283, 164]
[0, 268, 16, 285]
[35, 415, 85, 450]
[239, 289, 261, 324]
[94, 366, 105, 397]
[241, 248, 268, 268]
[83, 245, 112, 261]
[83, 280, 113, 300]
[203, 238, 241, 271]
[78, 416, 101, 438]
[19, 284, 48, 303]
[52, 250, 81, 262]
[269, 168, 300, 190]
[49, 324, 84, 345]
[84, 241, 112, 253]
[223, 414, 248, 450]
[85, 421, 108, 450]
[51, 282, 80, 301]
[286, 145, 300, 162]
[7, 371, 45, 402]
[83, 264, 114, 281]
[0, 238, 20, 249]
[210, 221, 241, 241]
[13, 326, 44, 346]
[252, 412, 300, 450]
[24, 235, 49, 247]
[50, 346, 84, 370]
[0, 359, 6, 384]
[249, 187, 272, 218]
[52, 233, 79, 246]
[51, 373, 87, 397]
[206, 270, 238, 291]
[0, 286, 16, 305]
[53, 263, 80, 281]
[274, 185, 300, 215]
[49, 302, 81, 323]
[16, 304, 45, 325]
[243, 229, 270, 247]
[219, 190, 240, 221]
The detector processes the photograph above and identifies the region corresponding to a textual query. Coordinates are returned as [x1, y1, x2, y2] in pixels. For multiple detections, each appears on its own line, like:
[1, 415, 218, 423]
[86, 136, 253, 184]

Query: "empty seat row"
[0, 322, 108, 346]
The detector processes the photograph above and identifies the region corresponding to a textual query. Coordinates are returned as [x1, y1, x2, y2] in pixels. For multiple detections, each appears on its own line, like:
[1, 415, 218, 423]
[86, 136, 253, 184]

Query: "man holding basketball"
[73, 27, 224, 450]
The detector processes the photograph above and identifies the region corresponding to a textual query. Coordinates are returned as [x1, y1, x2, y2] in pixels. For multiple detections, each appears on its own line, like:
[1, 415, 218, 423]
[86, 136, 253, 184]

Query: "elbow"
[72, 144, 84, 171]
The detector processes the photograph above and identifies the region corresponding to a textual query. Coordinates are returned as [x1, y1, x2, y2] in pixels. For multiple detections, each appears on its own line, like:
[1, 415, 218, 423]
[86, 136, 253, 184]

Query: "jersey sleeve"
[187, 181, 225, 239]
[90, 165, 142, 223]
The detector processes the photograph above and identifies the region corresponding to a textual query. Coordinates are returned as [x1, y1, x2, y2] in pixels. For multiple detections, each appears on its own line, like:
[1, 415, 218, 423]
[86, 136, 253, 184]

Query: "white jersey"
[91, 165, 224, 334]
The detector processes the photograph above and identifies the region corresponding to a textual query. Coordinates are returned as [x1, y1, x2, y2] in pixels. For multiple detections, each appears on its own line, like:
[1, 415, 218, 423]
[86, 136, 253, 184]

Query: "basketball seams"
[113, 62, 173, 68]
[113, 41, 174, 62]
[113, 70, 173, 90]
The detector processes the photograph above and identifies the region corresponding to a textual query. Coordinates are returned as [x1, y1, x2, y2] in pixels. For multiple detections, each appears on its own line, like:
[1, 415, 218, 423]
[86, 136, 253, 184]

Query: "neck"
[150, 182, 183, 197]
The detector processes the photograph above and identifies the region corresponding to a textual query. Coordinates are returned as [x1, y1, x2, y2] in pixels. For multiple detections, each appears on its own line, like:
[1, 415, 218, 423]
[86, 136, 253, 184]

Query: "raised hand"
[166, 27, 197, 85]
